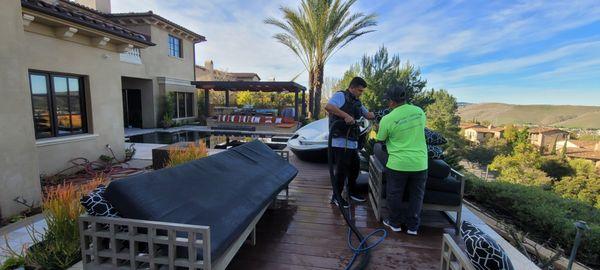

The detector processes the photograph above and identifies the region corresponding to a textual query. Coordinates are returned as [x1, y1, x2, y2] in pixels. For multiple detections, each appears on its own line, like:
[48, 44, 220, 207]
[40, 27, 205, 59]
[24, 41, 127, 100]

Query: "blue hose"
[344, 227, 388, 270]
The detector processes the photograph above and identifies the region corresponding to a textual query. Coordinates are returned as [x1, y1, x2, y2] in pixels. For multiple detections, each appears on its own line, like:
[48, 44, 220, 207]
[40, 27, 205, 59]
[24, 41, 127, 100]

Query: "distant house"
[528, 127, 569, 150]
[563, 141, 600, 170]
[463, 125, 504, 144]
[0, 0, 205, 217]
[195, 60, 260, 82]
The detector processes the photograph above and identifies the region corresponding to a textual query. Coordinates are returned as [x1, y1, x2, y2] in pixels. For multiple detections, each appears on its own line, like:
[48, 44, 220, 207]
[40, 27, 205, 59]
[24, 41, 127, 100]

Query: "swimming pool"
[126, 130, 287, 150]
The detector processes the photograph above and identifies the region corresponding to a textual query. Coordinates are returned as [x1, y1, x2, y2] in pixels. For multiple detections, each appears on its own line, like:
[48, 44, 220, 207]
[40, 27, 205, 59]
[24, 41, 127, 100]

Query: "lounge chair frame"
[440, 233, 476, 270]
[368, 155, 464, 234]
[79, 204, 268, 270]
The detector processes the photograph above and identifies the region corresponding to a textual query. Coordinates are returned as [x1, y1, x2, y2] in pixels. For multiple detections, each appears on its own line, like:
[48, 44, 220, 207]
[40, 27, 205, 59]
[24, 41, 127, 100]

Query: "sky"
[111, 0, 600, 106]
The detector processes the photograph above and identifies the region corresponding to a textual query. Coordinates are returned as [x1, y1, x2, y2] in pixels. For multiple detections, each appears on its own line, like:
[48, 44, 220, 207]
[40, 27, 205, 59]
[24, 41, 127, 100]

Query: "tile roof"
[107, 12, 206, 42]
[21, 0, 154, 46]
[528, 127, 568, 134]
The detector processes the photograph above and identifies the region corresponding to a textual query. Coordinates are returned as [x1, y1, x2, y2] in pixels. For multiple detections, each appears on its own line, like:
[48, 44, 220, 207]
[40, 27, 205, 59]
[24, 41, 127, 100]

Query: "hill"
[458, 103, 600, 129]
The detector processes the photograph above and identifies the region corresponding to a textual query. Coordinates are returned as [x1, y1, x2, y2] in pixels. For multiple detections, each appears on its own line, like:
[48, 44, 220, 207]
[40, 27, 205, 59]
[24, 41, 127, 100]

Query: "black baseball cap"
[383, 86, 407, 102]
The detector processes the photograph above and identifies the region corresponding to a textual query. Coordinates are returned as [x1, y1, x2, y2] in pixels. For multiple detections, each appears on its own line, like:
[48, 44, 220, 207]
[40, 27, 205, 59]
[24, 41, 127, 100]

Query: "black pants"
[386, 168, 428, 231]
[332, 147, 359, 199]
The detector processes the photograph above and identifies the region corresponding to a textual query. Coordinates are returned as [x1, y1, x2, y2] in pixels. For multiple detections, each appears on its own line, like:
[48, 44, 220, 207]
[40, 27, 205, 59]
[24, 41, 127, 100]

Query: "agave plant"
[266, 0, 377, 119]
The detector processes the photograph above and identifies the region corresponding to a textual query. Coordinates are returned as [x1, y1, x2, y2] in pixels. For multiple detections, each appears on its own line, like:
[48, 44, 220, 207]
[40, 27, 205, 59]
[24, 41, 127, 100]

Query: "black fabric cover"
[103, 141, 298, 261]
[428, 159, 451, 179]
[426, 175, 461, 194]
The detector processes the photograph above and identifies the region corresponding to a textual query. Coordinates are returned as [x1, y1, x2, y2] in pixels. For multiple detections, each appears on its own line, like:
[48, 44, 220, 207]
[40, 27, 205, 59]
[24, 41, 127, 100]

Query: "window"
[174, 92, 194, 118]
[29, 72, 87, 139]
[168, 35, 182, 58]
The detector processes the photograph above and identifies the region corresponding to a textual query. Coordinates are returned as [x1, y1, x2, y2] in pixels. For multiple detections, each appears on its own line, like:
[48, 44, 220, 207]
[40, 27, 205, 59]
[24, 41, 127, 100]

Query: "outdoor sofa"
[78, 141, 297, 270]
[368, 143, 464, 233]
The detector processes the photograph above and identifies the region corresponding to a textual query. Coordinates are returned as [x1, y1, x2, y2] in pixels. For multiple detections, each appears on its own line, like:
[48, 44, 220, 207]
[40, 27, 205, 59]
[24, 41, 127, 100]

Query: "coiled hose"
[328, 119, 387, 270]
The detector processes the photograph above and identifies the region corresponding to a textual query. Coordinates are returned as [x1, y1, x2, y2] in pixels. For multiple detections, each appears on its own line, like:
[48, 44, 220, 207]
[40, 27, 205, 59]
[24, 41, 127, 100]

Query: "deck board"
[227, 153, 454, 269]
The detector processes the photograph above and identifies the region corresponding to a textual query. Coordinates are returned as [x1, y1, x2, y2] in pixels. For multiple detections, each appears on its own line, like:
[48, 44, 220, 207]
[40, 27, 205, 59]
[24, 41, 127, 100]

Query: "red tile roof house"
[528, 127, 569, 152]
[0, 0, 205, 218]
[463, 125, 505, 144]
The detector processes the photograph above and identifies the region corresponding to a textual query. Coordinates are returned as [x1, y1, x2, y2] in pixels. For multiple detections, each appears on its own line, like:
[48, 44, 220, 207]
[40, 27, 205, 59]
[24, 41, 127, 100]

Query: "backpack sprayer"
[327, 117, 387, 270]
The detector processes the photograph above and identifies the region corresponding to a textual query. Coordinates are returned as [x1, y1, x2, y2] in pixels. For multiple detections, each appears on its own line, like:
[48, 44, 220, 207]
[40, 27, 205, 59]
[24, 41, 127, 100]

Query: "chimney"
[595, 142, 600, 152]
[205, 60, 214, 71]
[73, 0, 111, 13]
[488, 124, 493, 130]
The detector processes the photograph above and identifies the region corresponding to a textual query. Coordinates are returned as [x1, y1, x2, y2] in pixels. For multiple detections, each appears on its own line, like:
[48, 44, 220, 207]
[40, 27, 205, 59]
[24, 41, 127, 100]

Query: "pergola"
[192, 81, 307, 121]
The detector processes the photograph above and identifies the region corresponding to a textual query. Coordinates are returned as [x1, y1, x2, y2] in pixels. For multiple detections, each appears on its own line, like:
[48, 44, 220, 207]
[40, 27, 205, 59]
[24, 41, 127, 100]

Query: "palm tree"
[265, 0, 376, 119]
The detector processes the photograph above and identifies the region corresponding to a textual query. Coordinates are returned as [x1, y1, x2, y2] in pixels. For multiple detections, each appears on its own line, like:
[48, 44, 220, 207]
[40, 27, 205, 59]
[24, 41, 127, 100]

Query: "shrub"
[464, 173, 600, 267]
[24, 177, 107, 269]
[166, 141, 208, 168]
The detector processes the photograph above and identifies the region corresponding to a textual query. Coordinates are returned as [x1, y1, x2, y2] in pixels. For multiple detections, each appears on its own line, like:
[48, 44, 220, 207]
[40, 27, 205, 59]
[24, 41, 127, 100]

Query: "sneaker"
[383, 219, 402, 232]
[331, 197, 350, 209]
[350, 194, 366, 202]
[406, 229, 418, 236]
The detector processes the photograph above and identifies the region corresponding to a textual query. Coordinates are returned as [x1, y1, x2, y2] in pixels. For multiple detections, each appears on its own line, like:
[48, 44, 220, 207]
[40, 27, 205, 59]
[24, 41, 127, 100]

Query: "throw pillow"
[80, 185, 120, 218]
[428, 145, 444, 159]
[425, 128, 448, 145]
[461, 221, 514, 270]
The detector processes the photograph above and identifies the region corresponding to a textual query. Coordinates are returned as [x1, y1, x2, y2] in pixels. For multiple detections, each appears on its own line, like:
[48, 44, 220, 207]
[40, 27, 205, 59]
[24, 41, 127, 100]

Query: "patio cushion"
[428, 145, 444, 159]
[426, 175, 461, 194]
[461, 221, 514, 270]
[103, 140, 298, 261]
[428, 159, 451, 179]
[425, 128, 447, 145]
[80, 185, 120, 218]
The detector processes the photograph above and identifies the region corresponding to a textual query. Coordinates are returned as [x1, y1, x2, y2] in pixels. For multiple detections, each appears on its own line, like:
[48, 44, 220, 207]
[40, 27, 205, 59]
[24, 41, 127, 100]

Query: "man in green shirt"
[376, 86, 428, 235]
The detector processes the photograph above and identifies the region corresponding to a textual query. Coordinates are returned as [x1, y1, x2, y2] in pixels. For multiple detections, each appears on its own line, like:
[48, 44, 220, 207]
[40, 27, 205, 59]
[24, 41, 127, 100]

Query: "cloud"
[109, 0, 600, 105]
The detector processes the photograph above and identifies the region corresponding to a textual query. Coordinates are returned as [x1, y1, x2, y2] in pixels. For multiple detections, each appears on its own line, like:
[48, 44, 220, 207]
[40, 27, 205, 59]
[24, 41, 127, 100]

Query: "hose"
[328, 119, 387, 270]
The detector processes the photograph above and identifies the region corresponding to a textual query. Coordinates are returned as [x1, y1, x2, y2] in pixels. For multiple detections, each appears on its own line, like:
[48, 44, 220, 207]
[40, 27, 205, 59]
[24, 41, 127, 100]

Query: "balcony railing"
[120, 48, 142, 64]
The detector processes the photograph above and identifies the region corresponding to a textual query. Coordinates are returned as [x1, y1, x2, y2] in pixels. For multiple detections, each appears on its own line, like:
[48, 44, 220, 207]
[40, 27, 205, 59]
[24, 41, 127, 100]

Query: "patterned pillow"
[461, 221, 514, 270]
[80, 185, 120, 217]
[425, 128, 448, 145]
[428, 145, 444, 159]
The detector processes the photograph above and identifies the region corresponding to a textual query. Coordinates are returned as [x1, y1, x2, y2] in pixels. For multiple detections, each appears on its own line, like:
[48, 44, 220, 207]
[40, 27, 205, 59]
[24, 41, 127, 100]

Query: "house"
[195, 60, 260, 81]
[528, 127, 569, 150]
[563, 141, 600, 170]
[0, 0, 205, 218]
[463, 125, 504, 144]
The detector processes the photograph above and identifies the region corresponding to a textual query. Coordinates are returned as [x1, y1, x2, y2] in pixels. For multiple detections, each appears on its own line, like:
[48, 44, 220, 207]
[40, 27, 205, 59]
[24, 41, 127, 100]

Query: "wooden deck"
[228, 153, 454, 270]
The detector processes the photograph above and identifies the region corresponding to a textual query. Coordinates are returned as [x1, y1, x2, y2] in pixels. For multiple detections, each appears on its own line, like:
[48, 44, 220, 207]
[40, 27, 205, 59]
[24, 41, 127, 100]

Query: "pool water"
[127, 131, 287, 150]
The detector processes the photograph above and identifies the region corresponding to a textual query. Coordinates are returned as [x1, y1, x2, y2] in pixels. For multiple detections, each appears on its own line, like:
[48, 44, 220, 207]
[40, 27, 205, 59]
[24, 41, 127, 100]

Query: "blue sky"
[112, 0, 600, 106]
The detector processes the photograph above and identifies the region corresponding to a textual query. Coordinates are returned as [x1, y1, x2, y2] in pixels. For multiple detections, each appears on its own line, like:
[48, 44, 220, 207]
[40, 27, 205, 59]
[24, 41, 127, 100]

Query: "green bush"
[464, 173, 600, 267]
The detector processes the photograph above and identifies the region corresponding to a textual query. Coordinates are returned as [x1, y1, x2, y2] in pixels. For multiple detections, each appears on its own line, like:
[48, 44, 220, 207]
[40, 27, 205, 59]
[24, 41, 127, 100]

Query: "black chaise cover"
[103, 140, 298, 260]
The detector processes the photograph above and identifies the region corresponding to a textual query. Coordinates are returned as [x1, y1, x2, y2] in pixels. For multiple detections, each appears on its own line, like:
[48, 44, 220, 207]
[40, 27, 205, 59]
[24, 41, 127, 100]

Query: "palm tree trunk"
[312, 64, 324, 120]
[307, 70, 315, 119]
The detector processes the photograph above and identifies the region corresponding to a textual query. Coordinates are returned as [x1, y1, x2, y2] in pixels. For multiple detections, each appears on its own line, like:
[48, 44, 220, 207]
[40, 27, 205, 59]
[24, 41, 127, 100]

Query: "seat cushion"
[461, 221, 514, 270]
[103, 141, 298, 261]
[426, 175, 461, 194]
[422, 190, 462, 206]
[428, 159, 451, 178]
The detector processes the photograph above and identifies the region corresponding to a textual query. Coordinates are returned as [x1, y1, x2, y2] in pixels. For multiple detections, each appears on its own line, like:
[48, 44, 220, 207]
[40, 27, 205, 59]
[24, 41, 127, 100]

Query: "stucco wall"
[0, 0, 43, 218]
[144, 25, 195, 81]
[22, 22, 126, 175]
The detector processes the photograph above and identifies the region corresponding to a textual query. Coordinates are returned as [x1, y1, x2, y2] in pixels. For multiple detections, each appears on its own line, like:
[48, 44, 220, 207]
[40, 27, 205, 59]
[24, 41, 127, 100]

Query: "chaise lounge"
[78, 141, 297, 269]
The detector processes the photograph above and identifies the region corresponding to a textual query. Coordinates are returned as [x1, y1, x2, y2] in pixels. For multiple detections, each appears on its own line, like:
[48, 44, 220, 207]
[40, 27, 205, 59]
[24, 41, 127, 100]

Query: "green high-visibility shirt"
[376, 104, 428, 172]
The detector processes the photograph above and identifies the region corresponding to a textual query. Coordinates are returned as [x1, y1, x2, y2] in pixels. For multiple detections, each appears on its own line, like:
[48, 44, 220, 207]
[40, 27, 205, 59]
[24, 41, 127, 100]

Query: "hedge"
[463, 173, 599, 267]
